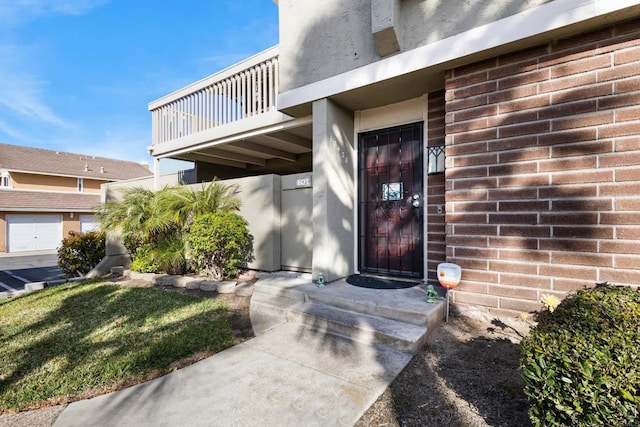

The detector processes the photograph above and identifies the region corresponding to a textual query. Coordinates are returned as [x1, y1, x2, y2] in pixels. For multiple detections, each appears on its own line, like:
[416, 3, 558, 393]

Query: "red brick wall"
[444, 18, 640, 315]
[427, 90, 447, 282]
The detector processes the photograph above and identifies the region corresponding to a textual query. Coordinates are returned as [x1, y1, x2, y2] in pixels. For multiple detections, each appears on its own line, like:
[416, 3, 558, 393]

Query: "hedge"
[520, 285, 640, 426]
[57, 231, 105, 277]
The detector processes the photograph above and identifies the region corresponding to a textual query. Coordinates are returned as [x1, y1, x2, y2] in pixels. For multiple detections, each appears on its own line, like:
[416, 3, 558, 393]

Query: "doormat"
[346, 274, 418, 290]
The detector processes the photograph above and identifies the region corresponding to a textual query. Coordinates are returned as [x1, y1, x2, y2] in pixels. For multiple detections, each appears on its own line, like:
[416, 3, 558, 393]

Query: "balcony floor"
[152, 113, 313, 177]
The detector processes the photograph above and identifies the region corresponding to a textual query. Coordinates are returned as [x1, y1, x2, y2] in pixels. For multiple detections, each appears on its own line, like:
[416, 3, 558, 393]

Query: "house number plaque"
[295, 176, 312, 188]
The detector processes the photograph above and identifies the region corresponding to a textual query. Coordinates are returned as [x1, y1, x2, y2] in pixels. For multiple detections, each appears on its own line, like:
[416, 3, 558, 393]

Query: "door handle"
[412, 194, 420, 208]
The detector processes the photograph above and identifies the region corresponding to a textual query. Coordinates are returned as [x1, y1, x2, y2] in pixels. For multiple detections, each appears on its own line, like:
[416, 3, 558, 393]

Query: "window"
[1, 173, 9, 187]
[77, 177, 83, 192]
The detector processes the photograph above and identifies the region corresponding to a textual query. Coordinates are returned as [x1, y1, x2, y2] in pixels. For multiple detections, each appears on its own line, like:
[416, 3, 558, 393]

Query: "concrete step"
[249, 293, 299, 335]
[305, 286, 429, 327]
[286, 301, 429, 354]
[305, 281, 446, 335]
[250, 274, 445, 354]
[251, 275, 310, 302]
[251, 293, 297, 318]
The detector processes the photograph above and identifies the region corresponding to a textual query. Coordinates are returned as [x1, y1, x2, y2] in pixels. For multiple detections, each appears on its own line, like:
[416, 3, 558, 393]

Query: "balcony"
[148, 46, 312, 172]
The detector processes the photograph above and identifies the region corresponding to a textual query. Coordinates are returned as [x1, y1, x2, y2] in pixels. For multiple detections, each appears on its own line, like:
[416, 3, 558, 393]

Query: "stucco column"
[153, 158, 160, 190]
[312, 98, 355, 283]
[85, 231, 131, 278]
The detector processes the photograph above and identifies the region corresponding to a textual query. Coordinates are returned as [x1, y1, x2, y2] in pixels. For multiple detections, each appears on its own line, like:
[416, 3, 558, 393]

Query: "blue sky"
[0, 0, 279, 171]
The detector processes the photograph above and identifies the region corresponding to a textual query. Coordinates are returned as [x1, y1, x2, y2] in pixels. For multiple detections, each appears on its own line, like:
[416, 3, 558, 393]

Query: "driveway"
[0, 252, 63, 292]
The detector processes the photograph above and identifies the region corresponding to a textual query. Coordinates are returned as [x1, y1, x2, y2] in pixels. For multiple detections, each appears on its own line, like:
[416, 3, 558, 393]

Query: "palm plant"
[149, 234, 187, 275]
[159, 180, 241, 230]
[97, 181, 242, 274]
[97, 187, 156, 254]
[158, 180, 241, 269]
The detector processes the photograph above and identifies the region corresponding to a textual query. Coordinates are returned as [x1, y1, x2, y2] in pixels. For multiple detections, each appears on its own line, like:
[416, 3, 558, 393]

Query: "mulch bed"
[356, 313, 531, 427]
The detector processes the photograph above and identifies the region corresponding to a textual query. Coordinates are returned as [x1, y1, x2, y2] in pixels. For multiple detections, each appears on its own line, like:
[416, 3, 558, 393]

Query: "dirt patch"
[356, 313, 531, 427]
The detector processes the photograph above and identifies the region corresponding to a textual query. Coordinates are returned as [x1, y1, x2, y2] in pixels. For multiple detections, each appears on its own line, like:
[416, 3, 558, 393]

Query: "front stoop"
[250, 274, 445, 354]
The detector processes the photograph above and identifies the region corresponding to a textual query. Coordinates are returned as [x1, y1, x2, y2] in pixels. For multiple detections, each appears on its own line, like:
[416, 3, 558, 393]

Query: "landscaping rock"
[200, 281, 220, 292]
[174, 276, 202, 289]
[185, 278, 205, 290]
[238, 270, 257, 282]
[111, 266, 124, 277]
[235, 282, 254, 297]
[144, 273, 161, 284]
[123, 269, 132, 278]
[128, 271, 142, 280]
[128, 272, 162, 284]
[216, 281, 237, 294]
[158, 275, 180, 286]
[129, 271, 151, 282]
[172, 277, 186, 288]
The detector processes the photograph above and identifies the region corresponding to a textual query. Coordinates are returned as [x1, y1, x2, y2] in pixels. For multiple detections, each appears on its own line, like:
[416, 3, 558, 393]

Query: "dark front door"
[358, 122, 424, 278]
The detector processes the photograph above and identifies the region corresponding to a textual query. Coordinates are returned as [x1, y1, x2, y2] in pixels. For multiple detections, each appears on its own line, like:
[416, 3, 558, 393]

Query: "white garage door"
[80, 215, 99, 233]
[7, 214, 62, 253]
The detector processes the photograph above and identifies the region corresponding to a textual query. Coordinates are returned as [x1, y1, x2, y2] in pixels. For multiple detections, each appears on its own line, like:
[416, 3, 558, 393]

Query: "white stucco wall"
[101, 174, 284, 272]
[278, 0, 551, 92]
[312, 98, 356, 282]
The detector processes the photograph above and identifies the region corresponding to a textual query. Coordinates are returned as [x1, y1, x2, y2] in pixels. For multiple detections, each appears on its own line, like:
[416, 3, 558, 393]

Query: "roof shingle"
[0, 143, 152, 181]
[0, 189, 100, 212]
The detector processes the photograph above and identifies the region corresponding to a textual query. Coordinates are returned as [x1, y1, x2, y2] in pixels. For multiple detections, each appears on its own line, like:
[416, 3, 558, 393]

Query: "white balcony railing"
[149, 47, 279, 145]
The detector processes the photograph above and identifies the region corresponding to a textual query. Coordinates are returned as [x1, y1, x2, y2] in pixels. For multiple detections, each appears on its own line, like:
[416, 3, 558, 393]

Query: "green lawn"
[0, 280, 235, 413]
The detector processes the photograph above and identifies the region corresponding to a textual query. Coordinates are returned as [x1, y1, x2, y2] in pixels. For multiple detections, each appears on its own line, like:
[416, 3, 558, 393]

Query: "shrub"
[97, 181, 242, 275]
[150, 235, 187, 275]
[130, 244, 160, 273]
[186, 212, 254, 280]
[130, 236, 187, 275]
[520, 286, 640, 426]
[122, 233, 145, 257]
[57, 231, 106, 277]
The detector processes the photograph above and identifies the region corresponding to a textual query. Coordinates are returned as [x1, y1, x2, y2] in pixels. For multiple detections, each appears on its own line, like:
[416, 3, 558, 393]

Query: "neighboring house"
[0, 143, 151, 253]
[146, 0, 640, 314]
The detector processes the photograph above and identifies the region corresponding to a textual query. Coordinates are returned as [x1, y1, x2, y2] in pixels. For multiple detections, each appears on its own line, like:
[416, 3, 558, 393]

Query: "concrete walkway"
[53, 322, 412, 427]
